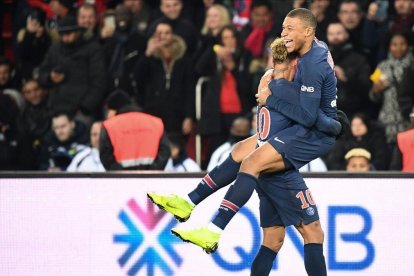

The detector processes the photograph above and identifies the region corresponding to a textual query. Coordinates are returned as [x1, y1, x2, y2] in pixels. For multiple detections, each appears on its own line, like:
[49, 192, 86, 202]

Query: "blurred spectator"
[104, 4, 146, 97]
[337, 0, 386, 67]
[135, 20, 195, 135]
[148, 0, 199, 55]
[0, 57, 24, 111]
[232, 0, 252, 30]
[196, 25, 252, 152]
[0, 94, 32, 170]
[16, 8, 52, 80]
[39, 109, 89, 171]
[207, 116, 250, 171]
[390, 106, 414, 172]
[123, 0, 152, 35]
[18, 79, 50, 168]
[100, 90, 170, 170]
[345, 148, 373, 172]
[369, 33, 413, 147]
[164, 133, 201, 172]
[326, 22, 374, 119]
[396, 59, 414, 119]
[309, 0, 337, 43]
[388, 0, 414, 42]
[299, 158, 328, 172]
[194, 3, 231, 62]
[0, 57, 20, 91]
[38, 15, 107, 127]
[67, 121, 105, 172]
[77, 3, 99, 41]
[50, 0, 76, 18]
[241, 1, 281, 59]
[48, 0, 77, 42]
[324, 113, 389, 170]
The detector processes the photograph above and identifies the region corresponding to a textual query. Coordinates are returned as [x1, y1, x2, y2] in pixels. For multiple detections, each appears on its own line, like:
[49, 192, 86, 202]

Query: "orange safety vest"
[103, 112, 164, 168]
[397, 129, 414, 172]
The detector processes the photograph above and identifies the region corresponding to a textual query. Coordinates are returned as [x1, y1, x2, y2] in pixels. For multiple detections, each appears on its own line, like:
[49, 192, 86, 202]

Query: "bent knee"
[298, 221, 325, 243]
[263, 237, 284, 252]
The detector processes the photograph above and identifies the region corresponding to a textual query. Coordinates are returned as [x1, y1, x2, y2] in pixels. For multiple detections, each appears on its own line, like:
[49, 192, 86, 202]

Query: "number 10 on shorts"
[296, 189, 316, 209]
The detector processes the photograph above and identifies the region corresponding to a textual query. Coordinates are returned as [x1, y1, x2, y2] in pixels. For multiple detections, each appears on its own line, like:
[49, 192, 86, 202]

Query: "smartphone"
[104, 14, 116, 29]
[375, 0, 388, 22]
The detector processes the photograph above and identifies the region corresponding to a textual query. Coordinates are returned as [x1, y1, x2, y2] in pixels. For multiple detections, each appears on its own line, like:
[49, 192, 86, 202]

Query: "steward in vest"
[390, 107, 414, 172]
[100, 90, 170, 170]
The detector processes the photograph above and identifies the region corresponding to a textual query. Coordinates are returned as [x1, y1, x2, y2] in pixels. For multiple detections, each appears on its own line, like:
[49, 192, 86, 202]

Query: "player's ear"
[305, 26, 314, 37]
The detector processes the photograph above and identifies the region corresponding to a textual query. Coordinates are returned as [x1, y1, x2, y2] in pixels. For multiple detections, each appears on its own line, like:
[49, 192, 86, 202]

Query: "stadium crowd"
[0, 0, 413, 171]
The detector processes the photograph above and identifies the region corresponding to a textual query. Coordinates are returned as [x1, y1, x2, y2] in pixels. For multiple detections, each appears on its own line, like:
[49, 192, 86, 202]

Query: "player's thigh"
[295, 220, 324, 244]
[240, 142, 285, 175]
[262, 225, 286, 252]
[230, 134, 258, 162]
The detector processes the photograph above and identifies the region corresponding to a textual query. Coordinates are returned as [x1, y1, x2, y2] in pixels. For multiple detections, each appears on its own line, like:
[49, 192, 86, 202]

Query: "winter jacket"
[134, 35, 195, 133]
[38, 37, 107, 116]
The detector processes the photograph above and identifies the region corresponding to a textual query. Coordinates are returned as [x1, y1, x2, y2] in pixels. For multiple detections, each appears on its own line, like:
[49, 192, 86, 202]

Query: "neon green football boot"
[147, 193, 194, 222]
[171, 227, 220, 254]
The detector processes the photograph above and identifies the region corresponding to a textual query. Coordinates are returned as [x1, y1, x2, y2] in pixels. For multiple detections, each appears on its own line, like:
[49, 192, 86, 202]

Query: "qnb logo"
[301, 85, 315, 92]
[113, 198, 182, 275]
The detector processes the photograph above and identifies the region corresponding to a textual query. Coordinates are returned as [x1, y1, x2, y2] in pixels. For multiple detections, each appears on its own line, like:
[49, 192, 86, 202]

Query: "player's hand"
[256, 86, 271, 106]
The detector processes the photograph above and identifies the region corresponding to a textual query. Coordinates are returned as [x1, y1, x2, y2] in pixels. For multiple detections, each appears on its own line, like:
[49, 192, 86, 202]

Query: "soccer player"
[148, 8, 346, 266]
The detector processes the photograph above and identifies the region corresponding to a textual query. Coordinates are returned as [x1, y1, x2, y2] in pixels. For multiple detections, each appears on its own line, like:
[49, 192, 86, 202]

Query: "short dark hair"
[251, 0, 272, 12]
[339, 0, 361, 13]
[51, 108, 75, 121]
[286, 8, 317, 29]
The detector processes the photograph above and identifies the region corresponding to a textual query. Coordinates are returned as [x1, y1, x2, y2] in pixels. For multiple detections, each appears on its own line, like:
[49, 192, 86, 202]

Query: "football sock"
[304, 243, 327, 276]
[251, 245, 277, 276]
[188, 154, 240, 205]
[212, 172, 258, 230]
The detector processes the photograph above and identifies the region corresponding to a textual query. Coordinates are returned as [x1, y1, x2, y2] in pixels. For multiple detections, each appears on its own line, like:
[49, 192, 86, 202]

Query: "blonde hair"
[269, 37, 288, 63]
[201, 4, 231, 35]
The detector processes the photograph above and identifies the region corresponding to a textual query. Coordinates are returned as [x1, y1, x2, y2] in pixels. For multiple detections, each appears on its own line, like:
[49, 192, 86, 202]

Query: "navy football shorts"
[256, 174, 320, 227]
[267, 124, 335, 170]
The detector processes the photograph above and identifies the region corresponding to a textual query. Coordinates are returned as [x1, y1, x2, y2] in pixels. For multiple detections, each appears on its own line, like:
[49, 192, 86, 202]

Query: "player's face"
[281, 17, 308, 54]
[389, 34, 408, 60]
[346, 157, 370, 172]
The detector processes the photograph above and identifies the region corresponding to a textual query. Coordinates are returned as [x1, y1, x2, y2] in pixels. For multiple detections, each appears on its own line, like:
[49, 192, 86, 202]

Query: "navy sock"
[212, 172, 258, 229]
[304, 243, 327, 276]
[251, 245, 277, 276]
[188, 154, 240, 205]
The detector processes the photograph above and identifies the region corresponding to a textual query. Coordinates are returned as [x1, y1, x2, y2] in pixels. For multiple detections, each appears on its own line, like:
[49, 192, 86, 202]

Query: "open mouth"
[284, 39, 293, 48]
